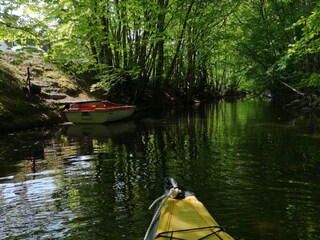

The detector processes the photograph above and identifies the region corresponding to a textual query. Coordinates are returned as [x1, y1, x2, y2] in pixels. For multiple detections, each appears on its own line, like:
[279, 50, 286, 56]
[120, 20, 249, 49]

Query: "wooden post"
[26, 67, 31, 92]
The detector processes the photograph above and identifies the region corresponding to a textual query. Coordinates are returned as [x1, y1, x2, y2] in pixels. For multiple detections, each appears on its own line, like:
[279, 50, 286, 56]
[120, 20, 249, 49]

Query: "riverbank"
[0, 50, 95, 132]
[1, 50, 320, 133]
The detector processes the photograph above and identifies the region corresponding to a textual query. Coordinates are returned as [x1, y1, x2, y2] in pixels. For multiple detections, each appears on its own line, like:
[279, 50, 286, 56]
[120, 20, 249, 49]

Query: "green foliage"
[91, 67, 139, 101]
[1, 0, 320, 100]
[228, 0, 320, 95]
[91, 68, 126, 94]
[0, 102, 11, 119]
[282, 3, 320, 62]
[266, 2, 320, 95]
[298, 73, 320, 89]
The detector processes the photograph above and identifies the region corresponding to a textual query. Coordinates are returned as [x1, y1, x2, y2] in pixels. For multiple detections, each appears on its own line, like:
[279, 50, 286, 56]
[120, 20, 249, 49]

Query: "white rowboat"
[64, 101, 136, 124]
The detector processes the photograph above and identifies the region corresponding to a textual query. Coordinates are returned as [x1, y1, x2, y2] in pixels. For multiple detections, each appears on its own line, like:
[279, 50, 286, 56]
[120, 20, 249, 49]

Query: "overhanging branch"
[279, 80, 305, 96]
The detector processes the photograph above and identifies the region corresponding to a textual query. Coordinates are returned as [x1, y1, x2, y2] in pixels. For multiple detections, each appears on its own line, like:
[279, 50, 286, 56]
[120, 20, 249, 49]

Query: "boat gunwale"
[65, 105, 136, 112]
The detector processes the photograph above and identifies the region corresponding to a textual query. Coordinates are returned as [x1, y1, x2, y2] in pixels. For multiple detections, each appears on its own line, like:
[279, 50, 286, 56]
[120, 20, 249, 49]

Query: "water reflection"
[0, 176, 74, 239]
[0, 99, 320, 239]
[66, 121, 136, 137]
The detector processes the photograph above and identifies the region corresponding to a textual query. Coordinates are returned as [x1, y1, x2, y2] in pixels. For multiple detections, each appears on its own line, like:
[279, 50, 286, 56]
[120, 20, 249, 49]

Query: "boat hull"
[64, 101, 136, 123]
[64, 106, 136, 124]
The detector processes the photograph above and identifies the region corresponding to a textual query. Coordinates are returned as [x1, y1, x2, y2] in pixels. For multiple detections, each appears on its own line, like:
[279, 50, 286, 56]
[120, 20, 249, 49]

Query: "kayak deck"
[155, 196, 233, 239]
[145, 178, 234, 240]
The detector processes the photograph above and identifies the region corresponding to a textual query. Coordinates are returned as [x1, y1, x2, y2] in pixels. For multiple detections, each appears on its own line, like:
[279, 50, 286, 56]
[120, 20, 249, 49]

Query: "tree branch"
[279, 80, 305, 96]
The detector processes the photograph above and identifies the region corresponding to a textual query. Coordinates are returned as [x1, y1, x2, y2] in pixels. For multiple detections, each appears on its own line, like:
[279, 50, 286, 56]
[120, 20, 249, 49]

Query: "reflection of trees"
[0, 127, 65, 180]
[108, 99, 319, 239]
[200, 99, 320, 239]
[1, 101, 319, 239]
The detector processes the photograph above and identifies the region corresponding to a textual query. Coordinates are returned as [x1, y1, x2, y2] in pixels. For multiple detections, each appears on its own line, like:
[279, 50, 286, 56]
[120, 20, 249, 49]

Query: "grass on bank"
[0, 50, 86, 131]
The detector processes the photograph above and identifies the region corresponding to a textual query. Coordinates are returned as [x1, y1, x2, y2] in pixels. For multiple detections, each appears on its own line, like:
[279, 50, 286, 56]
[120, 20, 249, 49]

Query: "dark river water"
[0, 99, 319, 240]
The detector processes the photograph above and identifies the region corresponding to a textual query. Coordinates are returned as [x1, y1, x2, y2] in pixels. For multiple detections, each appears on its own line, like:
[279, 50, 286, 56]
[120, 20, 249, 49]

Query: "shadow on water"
[0, 98, 320, 239]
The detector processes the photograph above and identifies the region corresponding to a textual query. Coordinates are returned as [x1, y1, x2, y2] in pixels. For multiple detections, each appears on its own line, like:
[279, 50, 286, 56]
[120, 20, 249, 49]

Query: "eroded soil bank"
[0, 50, 95, 132]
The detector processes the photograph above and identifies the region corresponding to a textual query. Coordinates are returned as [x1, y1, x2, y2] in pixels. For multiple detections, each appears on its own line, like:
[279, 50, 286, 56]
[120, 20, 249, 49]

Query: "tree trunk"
[165, 0, 195, 85]
[101, 15, 113, 66]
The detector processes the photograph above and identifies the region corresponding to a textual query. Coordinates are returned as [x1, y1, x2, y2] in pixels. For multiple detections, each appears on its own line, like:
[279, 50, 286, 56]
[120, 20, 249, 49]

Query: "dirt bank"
[0, 50, 95, 132]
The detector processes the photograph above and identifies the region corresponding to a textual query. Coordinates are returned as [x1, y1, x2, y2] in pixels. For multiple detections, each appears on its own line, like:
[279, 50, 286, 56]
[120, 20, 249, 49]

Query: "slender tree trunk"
[100, 15, 113, 66]
[89, 37, 99, 64]
[122, 23, 128, 68]
[186, 24, 196, 102]
[165, 0, 195, 86]
[154, 0, 168, 92]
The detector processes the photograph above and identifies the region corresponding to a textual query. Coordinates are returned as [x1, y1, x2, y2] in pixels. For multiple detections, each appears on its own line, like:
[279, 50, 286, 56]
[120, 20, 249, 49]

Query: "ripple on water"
[0, 173, 76, 239]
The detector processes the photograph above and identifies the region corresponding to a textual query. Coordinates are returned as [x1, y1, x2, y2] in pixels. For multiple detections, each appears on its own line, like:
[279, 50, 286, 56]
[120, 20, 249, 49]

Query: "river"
[0, 98, 319, 239]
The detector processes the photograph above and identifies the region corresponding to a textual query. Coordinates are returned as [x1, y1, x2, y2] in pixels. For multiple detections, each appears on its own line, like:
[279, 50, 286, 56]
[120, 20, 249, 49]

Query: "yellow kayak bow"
[144, 177, 234, 240]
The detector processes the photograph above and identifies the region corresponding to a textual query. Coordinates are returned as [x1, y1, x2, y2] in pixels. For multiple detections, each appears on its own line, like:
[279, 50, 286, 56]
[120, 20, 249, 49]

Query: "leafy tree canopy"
[1, 0, 320, 102]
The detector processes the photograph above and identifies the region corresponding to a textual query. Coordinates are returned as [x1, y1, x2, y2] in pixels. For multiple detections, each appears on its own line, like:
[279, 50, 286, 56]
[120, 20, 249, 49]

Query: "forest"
[1, 0, 320, 107]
